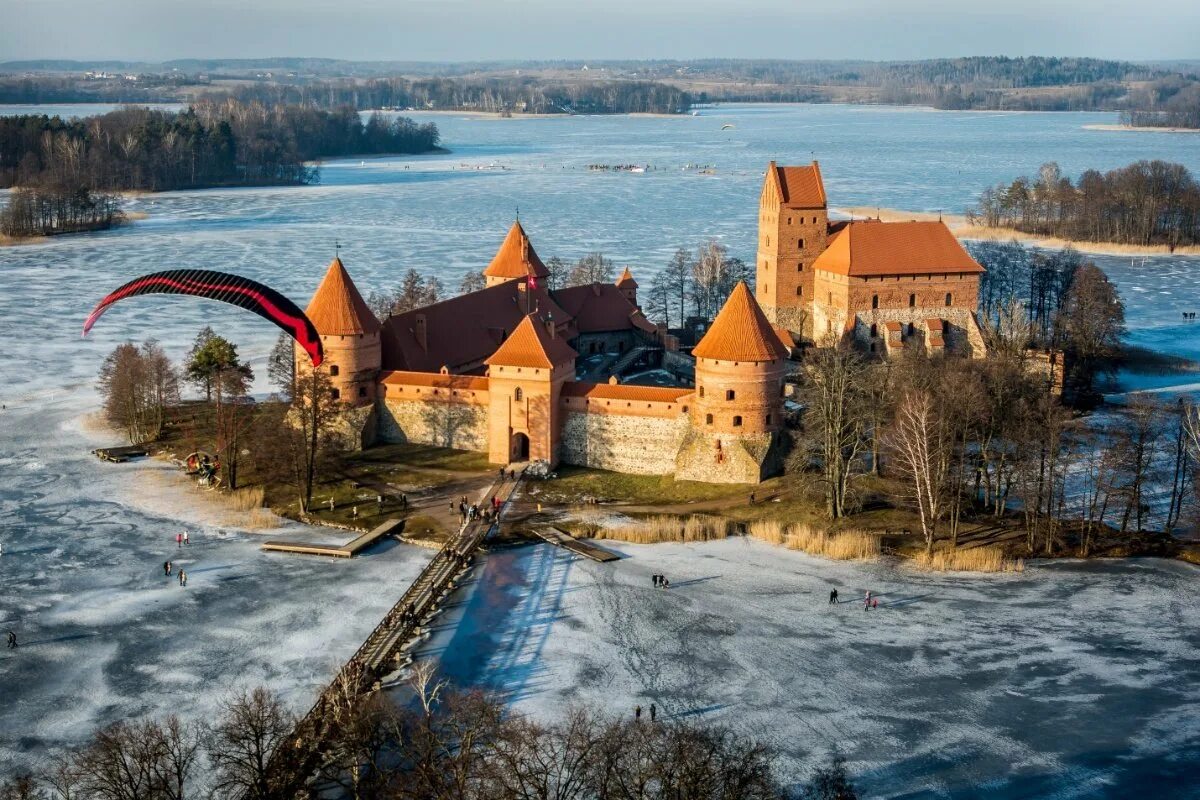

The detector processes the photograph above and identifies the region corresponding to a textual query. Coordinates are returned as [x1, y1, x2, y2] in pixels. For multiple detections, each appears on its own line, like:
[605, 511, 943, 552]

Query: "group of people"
[633, 703, 658, 722]
[163, 560, 187, 586]
[651, 574, 670, 589]
[456, 494, 505, 527]
[174, 531, 190, 547]
[828, 588, 879, 610]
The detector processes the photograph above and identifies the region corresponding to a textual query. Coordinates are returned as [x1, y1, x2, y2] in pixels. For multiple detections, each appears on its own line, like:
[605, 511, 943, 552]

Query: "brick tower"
[615, 267, 639, 307]
[677, 282, 789, 483]
[484, 313, 577, 465]
[302, 255, 382, 406]
[756, 160, 828, 339]
[482, 220, 551, 289]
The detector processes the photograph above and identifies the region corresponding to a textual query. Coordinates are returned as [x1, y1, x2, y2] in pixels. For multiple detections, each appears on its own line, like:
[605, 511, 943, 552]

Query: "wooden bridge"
[260, 518, 404, 558]
[259, 470, 524, 796]
[534, 526, 621, 562]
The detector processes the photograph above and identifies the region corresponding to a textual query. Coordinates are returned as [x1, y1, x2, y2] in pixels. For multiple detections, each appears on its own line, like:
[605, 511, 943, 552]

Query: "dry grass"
[217, 486, 279, 530]
[747, 520, 881, 561]
[591, 514, 732, 544]
[912, 545, 1024, 573]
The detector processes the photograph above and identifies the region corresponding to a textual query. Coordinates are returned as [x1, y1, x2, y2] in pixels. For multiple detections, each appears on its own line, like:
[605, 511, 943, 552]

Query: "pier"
[534, 526, 621, 562]
[260, 518, 404, 558]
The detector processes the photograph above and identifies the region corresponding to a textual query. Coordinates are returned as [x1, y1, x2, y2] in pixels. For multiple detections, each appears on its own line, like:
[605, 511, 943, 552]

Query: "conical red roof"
[692, 282, 789, 362]
[485, 314, 576, 369]
[483, 221, 550, 280]
[615, 266, 638, 289]
[306, 256, 380, 336]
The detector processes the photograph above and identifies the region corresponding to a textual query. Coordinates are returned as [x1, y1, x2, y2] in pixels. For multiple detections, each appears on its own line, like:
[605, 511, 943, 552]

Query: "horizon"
[3, 0, 1199, 63]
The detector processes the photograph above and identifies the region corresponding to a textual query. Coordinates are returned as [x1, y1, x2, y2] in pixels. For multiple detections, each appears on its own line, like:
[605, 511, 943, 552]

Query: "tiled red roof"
[562, 382, 693, 403]
[552, 283, 656, 334]
[483, 221, 550, 280]
[381, 280, 569, 372]
[615, 267, 638, 289]
[813, 220, 984, 277]
[486, 314, 577, 369]
[306, 256, 380, 336]
[766, 160, 827, 208]
[692, 282, 790, 362]
[379, 371, 489, 390]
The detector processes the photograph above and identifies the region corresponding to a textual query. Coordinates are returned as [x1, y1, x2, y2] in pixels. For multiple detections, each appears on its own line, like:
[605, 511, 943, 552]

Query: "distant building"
[756, 161, 987, 356]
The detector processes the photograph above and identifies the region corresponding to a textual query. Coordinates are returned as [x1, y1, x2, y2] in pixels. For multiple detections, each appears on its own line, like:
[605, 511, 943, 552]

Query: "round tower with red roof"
[677, 282, 790, 483]
[302, 255, 382, 406]
[483, 221, 551, 289]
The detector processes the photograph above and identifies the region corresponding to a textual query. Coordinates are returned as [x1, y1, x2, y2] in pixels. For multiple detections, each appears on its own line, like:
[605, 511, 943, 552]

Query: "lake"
[0, 103, 1198, 793]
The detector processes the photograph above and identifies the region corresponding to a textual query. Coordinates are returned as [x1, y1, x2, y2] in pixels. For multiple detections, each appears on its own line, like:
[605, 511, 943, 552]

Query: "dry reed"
[912, 545, 1024, 573]
[747, 520, 880, 561]
[219, 486, 279, 530]
[591, 514, 731, 544]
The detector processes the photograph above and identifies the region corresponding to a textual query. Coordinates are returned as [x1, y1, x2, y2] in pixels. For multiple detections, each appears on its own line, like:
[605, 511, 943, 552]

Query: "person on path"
[6, 630, 16, 649]
[352, 506, 358, 519]
[163, 561, 170, 576]
[864, 591, 872, 611]
[166, 561, 172, 576]
[179, 570, 187, 587]
[329, 498, 335, 512]
[183, 531, 189, 546]
[635, 705, 642, 720]
[176, 532, 182, 548]
[829, 589, 838, 605]
[401, 494, 408, 510]
[749, 492, 756, 504]
[650, 703, 657, 722]
[661, 577, 669, 589]
[652, 574, 659, 588]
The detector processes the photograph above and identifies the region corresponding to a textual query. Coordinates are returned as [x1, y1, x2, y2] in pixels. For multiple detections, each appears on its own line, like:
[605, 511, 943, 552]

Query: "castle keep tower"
[483, 221, 552, 288]
[484, 313, 577, 465]
[756, 161, 828, 338]
[677, 282, 789, 484]
[616, 267, 639, 307]
[303, 256, 382, 406]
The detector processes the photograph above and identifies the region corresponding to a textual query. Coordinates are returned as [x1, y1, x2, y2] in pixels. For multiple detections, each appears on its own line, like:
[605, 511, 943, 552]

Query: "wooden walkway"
[92, 445, 148, 463]
[535, 527, 621, 562]
[260, 470, 525, 797]
[261, 518, 404, 558]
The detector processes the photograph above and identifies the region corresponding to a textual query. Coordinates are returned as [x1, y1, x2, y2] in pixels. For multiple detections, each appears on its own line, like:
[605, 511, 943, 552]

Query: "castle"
[299, 161, 985, 485]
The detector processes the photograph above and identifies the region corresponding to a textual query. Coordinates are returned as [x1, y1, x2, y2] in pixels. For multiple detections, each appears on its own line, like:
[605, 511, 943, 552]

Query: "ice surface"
[2, 104, 1200, 781]
[426, 540, 1200, 799]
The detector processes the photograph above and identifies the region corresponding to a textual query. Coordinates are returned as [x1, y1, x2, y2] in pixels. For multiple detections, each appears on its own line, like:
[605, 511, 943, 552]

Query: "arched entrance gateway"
[510, 431, 530, 462]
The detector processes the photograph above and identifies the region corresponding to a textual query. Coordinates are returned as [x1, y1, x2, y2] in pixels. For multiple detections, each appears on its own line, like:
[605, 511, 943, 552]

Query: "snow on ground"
[419, 539, 1200, 799]
[0, 394, 432, 776]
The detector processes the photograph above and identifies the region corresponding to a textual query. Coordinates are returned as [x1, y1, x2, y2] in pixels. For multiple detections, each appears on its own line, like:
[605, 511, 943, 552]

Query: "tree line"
[0, 675, 857, 800]
[970, 161, 1200, 249]
[0, 100, 440, 192]
[216, 77, 690, 115]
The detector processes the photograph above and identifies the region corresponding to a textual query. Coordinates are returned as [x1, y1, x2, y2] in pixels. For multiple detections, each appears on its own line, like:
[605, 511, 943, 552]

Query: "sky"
[1, 0, 1198, 63]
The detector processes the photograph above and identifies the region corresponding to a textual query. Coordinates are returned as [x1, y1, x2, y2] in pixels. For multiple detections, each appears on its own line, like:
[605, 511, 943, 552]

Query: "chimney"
[414, 314, 427, 352]
[517, 281, 530, 314]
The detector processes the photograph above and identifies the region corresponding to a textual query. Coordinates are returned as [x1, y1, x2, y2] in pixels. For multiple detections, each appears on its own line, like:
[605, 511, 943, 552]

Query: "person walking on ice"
[635, 705, 642, 721]
[6, 630, 16, 649]
[183, 531, 189, 546]
[179, 570, 187, 587]
[829, 589, 838, 605]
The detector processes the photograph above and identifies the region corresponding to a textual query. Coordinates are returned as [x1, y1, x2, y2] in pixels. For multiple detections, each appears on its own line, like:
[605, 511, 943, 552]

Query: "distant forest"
[0, 101, 439, 236]
[3, 55, 1197, 123]
[971, 161, 1200, 249]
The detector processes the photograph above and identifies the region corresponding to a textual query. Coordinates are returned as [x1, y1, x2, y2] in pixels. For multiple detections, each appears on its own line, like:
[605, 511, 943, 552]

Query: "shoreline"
[1083, 123, 1200, 134]
[0, 210, 148, 247]
[838, 206, 1200, 257]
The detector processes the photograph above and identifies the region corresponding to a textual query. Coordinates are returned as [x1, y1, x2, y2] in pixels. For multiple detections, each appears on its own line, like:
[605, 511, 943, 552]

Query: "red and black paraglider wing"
[83, 269, 324, 367]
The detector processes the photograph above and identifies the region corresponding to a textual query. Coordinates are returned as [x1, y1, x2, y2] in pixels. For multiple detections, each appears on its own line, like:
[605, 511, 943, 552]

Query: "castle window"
[733, 415, 743, 427]
[766, 236, 770, 246]
[797, 238, 804, 249]
[331, 388, 340, 400]
[812, 216, 817, 224]
[699, 386, 705, 398]
[329, 365, 340, 377]
[705, 413, 714, 425]
[870, 323, 878, 338]
[945, 292, 953, 306]
[766, 414, 772, 425]
[909, 293, 916, 307]
[358, 386, 367, 398]
[514, 387, 523, 402]
[787, 216, 792, 224]
[872, 294, 879, 309]
[797, 263, 803, 272]
[725, 389, 735, 401]
[828, 292, 832, 305]
[796, 286, 803, 296]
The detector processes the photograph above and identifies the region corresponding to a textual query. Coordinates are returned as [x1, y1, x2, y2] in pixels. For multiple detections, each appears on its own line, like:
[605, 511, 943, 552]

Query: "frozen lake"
[432, 539, 1200, 799]
[2, 104, 1199, 785]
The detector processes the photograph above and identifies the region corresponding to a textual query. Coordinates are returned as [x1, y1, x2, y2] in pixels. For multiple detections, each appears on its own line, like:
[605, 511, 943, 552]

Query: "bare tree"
[266, 332, 296, 400]
[795, 343, 870, 519]
[888, 390, 950, 554]
[459, 270, 486, 295]
[566, 253, 614, 286]
[286, 367, 341, 513]
[207, 688, 296, 800]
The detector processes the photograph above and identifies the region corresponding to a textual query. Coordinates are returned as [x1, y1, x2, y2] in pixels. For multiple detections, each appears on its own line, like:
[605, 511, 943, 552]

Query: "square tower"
[756, 161, 828, 339]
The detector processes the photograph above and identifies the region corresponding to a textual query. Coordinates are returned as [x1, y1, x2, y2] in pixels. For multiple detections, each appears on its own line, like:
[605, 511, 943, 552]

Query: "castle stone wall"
[377, 397, 489, 452]
[560, 410, 688, 474]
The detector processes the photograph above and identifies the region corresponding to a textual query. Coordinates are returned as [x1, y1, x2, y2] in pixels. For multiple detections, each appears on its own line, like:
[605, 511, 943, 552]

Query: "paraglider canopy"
[84, 269, 324, 367]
